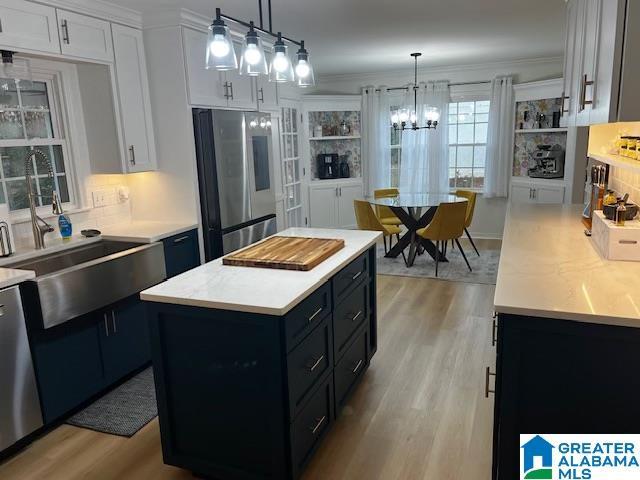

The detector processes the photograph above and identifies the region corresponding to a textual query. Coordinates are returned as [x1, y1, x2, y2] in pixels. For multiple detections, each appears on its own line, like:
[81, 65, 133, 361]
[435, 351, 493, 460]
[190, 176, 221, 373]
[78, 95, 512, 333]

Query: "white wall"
[306, 56, 564, 238]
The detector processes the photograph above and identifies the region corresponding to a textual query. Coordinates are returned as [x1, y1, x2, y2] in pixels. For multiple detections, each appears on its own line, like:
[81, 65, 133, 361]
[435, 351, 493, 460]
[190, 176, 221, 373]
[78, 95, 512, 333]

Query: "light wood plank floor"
[0, 241, 498, 480]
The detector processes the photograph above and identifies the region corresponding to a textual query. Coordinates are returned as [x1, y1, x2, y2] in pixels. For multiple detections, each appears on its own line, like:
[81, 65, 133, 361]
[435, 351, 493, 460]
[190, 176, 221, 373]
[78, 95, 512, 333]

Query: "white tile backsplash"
[10, 174, 132, 249]
[609, 166, 640, 204]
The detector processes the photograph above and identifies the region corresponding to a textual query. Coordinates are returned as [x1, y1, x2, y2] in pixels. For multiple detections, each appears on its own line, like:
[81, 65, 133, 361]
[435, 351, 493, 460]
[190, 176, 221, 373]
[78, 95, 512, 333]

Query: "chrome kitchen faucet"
[25, 149, 63, 250]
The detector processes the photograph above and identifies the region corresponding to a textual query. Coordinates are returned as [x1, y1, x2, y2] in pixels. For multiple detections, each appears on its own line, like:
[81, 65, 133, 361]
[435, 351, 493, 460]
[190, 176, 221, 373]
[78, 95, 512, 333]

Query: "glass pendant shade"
[1, 51, 32, 87]
[269, 34, 294, 83]
[390, 110, 400, 124]
[294, 41, 315, 87]
[205, 9, 237, 70]
[239, 22, 268, 76]
[425, 106, 440, 123]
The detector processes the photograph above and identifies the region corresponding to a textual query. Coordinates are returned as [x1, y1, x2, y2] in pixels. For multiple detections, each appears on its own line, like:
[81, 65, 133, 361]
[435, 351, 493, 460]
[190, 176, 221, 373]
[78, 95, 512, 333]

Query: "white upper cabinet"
[182, 27, 228, 107]
[0, 0, 59, 53]
[57, 10, 113, 62]
[112, 24, 156, 172]
[182, 27, 278, 110]
[563, 0, 638, 125]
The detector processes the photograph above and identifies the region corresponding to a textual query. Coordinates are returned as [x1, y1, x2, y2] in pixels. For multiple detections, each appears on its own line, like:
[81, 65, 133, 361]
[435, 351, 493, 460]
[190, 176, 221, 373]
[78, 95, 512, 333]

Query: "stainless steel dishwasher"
[0, 285, 43, 451]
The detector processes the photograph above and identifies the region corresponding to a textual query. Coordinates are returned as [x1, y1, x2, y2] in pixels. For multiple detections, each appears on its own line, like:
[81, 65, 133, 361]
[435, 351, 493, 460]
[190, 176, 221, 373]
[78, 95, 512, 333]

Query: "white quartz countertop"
[0, 267, 35, 289]
[494, 203, 640, 327]
[140, 228, 382, 315]
[100, 221, 198, 243]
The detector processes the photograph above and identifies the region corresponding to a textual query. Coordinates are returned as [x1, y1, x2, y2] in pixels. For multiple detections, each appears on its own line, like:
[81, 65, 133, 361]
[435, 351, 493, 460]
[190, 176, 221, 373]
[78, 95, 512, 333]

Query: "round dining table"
[368, 193, 468, 267]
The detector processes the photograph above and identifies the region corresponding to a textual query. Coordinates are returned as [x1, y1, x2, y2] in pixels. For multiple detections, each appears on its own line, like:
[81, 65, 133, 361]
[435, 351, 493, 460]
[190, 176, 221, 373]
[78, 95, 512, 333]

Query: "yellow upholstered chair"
[354, 200, 406, 263]
[416, 201, 471, 276]
[455, 189, 480, 256]
[373, 188, 402, 227]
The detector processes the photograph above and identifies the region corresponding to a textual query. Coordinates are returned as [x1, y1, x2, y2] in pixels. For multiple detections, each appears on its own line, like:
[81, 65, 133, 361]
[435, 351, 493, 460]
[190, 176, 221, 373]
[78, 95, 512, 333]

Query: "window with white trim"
[448, 100, 489, 189]
[0, 76, 73, 211]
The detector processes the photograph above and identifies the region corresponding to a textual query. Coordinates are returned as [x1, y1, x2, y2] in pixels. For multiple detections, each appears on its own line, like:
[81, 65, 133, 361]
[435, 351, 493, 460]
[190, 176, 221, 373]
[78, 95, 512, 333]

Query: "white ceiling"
[106, 0, 567, 77]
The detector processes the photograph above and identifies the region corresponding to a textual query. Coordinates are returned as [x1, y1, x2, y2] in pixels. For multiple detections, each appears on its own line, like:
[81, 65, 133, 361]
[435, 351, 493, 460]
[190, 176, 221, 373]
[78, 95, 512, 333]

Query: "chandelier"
[390, 53, 440, 131]
[205, 1, 315, 87]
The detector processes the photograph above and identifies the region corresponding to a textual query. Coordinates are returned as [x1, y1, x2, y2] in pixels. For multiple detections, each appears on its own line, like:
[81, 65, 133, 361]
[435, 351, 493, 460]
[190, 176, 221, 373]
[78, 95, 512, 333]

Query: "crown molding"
[513, 78, 563, 90]
[317, 56, 564, 84]
[36, 0, 142, 28]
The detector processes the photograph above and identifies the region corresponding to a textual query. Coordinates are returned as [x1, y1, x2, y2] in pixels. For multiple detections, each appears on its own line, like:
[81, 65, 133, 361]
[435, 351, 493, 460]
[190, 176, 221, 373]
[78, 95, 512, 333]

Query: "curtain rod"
[372, 80, 491, 93]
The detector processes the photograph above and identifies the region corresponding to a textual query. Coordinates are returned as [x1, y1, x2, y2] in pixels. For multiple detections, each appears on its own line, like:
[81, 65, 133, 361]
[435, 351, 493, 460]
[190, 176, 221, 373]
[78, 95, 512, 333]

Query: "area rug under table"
[376, 243, 500, 285]
[66, 367, 157, 437]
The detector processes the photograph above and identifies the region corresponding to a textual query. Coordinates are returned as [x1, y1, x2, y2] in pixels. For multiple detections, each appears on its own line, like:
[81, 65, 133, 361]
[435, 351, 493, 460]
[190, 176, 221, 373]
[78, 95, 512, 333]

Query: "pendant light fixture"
[295, 41, 315, 87]
[239, 21, 268, 76]
[206, 8, 237, 70]
[269, 33, 294, 83]
[391, 53, 439, 132]
[206, 0, 315, 87]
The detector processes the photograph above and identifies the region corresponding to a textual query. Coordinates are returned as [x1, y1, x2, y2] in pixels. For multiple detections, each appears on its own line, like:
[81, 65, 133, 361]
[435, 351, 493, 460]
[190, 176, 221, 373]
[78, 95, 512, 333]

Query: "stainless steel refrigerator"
[193, 109, 277, 261]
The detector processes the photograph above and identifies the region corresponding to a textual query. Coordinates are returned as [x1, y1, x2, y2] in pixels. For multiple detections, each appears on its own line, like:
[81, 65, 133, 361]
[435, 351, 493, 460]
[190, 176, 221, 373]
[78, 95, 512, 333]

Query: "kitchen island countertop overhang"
[140, 228, 382, 315]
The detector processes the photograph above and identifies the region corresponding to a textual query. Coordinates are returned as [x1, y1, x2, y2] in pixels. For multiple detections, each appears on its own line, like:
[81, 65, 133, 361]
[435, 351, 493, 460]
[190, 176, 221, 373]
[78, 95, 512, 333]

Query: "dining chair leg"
[383, 235, 388, 254]
[435, 240, 439, 277]
[455, 238, 472, 272]
[465, 228, 480, 256]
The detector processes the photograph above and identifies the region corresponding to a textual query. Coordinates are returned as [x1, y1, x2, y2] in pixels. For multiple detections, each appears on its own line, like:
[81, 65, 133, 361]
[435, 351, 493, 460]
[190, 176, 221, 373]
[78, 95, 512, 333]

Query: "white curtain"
[484, 76, 514, 198]
[398, 81, 450, 193]
[361, 86, 392, 197]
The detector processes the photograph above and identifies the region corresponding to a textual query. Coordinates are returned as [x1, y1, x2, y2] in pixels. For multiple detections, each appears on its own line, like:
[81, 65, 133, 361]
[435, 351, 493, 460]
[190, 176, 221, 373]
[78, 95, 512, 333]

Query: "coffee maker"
[317, 153, 339, 179]
[528, 144, 565, 179]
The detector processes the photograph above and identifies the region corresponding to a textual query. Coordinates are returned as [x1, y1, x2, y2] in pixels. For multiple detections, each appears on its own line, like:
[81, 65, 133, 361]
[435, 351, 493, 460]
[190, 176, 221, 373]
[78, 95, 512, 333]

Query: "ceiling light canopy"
[390, 53, 439, 132]
[206, 1, 315, 87]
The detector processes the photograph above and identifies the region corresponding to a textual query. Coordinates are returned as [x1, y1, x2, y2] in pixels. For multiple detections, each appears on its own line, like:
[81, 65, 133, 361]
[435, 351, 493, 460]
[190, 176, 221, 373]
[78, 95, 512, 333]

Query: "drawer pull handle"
[310, 415, 326, 435]
[307, 355, 324, 372]
[485, 366, 496, 398]
[352, 310, 363, 322]
[352, 359, 363, 374]
[352, 271, 362, 281]
[173, 235, 190, 244]
[308, 307, 323, 323]
[619, 240, 638, 245]
[492, 318, 497, 347]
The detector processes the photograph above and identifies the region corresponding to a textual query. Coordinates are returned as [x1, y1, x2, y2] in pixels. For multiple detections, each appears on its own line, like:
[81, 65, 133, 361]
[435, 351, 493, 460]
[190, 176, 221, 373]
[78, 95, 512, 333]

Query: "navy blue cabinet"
[99, 297, 151, 384]
[31, 314, 106, 423]
[162, 229, 200, 278]
[31, 295, 152, 424]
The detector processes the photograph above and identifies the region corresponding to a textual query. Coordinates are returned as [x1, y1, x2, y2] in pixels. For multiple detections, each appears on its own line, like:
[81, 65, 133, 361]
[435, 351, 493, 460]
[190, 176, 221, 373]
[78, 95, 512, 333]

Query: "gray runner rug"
[66, 367, 157, 437]
[376, 242, 500, 285]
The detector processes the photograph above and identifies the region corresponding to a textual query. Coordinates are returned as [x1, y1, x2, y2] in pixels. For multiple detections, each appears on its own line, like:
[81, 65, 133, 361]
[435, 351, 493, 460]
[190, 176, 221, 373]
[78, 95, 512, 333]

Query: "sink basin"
[9, 240, 167, 329]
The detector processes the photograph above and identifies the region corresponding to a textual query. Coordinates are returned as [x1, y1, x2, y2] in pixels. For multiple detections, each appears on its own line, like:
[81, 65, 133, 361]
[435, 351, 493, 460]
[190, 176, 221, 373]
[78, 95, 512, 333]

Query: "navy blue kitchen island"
[141, 228, 381, 480]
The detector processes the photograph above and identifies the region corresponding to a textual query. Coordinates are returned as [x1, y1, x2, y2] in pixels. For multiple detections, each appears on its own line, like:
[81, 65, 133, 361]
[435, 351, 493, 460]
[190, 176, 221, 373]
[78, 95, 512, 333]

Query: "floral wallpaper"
[310, 139, 361, 180]
[513, 132, 567, 176]
[308, 110, 361, 180]
[515, 98, 562, 129]
[308, 111, 361, 137]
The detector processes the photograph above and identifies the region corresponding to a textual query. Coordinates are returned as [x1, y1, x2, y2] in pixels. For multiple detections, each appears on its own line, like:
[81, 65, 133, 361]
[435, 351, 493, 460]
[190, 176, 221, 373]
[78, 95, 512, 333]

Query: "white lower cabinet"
[309, 181, 363, 229]
[510, 179, 565, 204]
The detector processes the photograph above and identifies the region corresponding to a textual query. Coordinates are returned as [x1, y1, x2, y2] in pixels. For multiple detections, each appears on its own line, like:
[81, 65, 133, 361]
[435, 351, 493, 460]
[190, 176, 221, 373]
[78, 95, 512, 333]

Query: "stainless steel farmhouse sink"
[8, 240, 167, 329]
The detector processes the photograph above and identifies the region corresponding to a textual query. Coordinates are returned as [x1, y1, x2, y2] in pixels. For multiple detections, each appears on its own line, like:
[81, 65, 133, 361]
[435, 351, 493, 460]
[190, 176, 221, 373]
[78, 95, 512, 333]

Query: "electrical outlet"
[92, 190, 108, 208]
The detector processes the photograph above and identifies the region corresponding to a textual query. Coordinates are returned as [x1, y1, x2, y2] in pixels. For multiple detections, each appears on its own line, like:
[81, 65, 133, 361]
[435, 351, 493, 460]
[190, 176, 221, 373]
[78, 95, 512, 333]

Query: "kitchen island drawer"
[290, 376, 334, 479]
[333, 281, 369, 362]
[332, 252, 368, 304]
[287, 316, 333, 419]
[284, 282, 331, 352]
[334, 326, 368, 413]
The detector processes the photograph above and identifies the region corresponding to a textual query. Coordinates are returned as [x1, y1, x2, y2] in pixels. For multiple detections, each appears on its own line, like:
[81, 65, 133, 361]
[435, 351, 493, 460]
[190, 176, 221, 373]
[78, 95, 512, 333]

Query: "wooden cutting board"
[222, 236, 345, 271]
